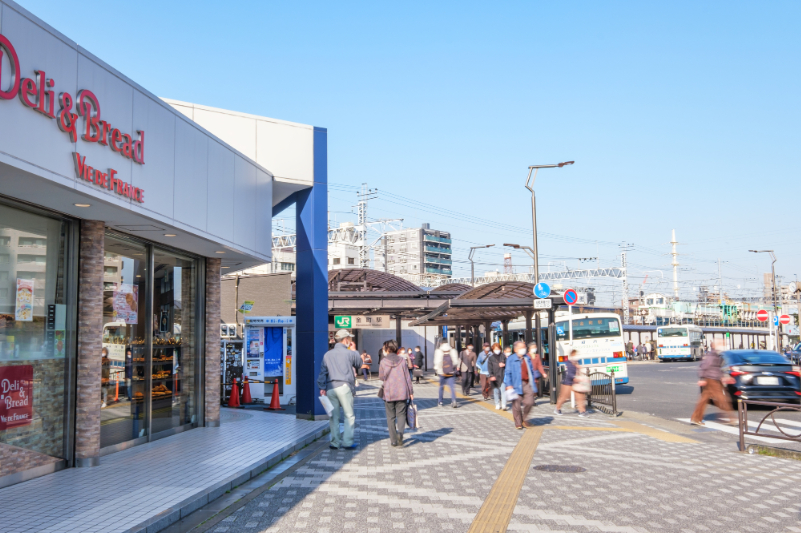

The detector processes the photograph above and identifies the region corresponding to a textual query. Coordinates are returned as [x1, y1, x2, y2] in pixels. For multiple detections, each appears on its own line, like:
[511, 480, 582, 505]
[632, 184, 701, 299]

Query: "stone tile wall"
[204, 258, 221, 426]
[74, 220, 104, 465]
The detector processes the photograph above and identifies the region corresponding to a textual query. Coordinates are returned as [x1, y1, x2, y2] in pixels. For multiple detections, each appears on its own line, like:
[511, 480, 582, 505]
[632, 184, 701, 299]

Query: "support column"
[484, 321, 492, 347]
[204, 258, 221, 426]
[502, 320, 509, 347]
[524, 310, 533, 345]
[535, 312, 543, 360]
[75, 221, 104, 467]
[455, 325, 463, 352]
[295, 127, 329, 420]
[396, 315, 403, 347]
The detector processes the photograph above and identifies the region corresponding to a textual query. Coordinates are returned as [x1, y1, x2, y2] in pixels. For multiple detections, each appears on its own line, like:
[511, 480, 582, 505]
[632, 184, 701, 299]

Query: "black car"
[722, 350, 801, 404]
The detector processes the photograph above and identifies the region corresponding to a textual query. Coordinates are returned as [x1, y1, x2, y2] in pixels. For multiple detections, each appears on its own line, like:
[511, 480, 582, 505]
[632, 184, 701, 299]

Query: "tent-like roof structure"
[328, 268, 421, 292]
[455, 281, 535, 300]
[431, 283, 472, 294]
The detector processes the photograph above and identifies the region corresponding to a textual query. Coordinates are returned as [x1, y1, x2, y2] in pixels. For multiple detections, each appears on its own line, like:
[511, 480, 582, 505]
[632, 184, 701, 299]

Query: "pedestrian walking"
[407, 348, 415, 381]
[527, 342, 546, 398]
[637, 342, 646, 360]
[645, 340, 653, 360]
[487, 342, 507, 410]
[504, 341, 538, 429]
[477, 343, 492, 400]
[317, 329, 363, 450]
[626, 340, 634, 359]
[434, 342, 458, 408]
[360, 350, 372, 381]
[459, 344, 477, 395]
[412, 346, 424, 384]
[690, 339, 734, 426]
[379, 346, 415, 446]
[554, 349, 588, 417]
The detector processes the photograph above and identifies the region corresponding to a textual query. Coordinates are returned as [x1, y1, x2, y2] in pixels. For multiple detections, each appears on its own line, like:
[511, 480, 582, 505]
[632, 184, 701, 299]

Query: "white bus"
[656, 324, 704, 361]
[502, 311, 629, 385]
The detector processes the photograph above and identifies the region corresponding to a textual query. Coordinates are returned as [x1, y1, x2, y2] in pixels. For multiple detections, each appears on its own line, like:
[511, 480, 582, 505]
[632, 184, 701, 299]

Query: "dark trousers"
[361, 368, 369, 380]
[479, 375, 490, 399]
[511, 381, 536, 427]
[384, 400, 408, 445]
[439, 376, 456, 404]
[691, 379, 732, 423]
[461, 371, 474, 395]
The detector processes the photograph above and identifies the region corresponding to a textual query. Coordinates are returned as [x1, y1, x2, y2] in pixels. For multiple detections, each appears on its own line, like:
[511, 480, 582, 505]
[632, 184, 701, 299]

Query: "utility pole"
[750, 250, 778, 349]
[469, 244, 494, 287]
[670, 229, 679, 300]
[619, 243, 633, 325]
[356, 183, 377, 268]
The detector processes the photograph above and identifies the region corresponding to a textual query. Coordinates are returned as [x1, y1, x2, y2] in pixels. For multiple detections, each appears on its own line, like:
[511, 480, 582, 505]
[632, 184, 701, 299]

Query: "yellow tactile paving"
[468, 426, 543, 533]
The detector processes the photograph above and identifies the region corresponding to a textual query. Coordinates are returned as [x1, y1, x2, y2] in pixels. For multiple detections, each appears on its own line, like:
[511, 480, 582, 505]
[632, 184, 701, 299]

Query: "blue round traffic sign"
[563, 289, 578, 305]
[534, 283, 551, 299]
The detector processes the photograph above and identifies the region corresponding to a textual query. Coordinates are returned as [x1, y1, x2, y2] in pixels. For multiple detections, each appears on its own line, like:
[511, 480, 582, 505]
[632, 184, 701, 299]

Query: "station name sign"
[0, 33, 146, 203]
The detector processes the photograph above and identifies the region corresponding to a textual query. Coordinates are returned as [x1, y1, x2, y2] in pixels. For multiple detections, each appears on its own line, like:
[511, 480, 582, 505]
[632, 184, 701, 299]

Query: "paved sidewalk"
[198, 378, 801, 533]
[0, 409, 327, 533]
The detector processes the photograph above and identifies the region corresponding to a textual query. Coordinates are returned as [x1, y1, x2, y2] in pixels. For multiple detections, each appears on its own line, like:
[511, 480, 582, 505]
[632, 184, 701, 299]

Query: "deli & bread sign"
[0, 365, 33, 430]
[0, 33, 146, 204]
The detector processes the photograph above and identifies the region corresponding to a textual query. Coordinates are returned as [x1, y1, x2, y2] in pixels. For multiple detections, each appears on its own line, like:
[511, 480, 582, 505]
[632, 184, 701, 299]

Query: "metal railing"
[738, 399, 801, 451]
[587, 371, 618, 416]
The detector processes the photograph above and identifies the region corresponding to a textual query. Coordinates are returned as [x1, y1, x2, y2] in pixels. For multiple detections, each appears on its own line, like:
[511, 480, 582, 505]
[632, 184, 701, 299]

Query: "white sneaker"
[101, 402, 106, 408]
[495, 405, 500, 410]
[553, 409, 562, 416]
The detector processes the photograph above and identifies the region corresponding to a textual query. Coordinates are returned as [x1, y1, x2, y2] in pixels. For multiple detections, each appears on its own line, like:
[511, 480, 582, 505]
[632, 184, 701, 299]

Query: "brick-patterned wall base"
[204, 258, 221, 426]
[74, 220, 104, 466]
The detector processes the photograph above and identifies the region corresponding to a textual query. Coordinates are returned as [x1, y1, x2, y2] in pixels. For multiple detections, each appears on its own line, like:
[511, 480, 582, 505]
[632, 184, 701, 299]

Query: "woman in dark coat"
[486, 342, 507, 410]
[412, 346, 424, 383]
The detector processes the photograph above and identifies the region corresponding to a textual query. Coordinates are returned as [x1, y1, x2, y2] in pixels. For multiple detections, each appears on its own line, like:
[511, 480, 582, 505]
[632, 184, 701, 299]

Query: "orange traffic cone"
[228, 378, 240, 408]
[242, 376, 252, 404]
[264, 379, 284, 411]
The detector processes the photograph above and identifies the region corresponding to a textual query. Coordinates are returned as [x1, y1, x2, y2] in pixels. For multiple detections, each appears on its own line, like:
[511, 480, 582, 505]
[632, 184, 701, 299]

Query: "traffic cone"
[242, 376, 252, 404]
[264, 379, 284, 411]
[228, 378, 240, 408]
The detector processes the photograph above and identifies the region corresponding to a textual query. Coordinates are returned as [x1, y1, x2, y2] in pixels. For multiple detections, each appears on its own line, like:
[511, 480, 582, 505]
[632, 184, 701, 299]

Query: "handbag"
[377, 385, 384, 399]
[413, 369, 423, 378]
[573, 373, 591, 393]
[406, 401, 419, 430]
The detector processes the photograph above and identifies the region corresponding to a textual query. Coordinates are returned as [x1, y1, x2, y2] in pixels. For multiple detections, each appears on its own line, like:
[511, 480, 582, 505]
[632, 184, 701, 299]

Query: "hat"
[440, 343, 451, 352]
[335, 329, 354, 340]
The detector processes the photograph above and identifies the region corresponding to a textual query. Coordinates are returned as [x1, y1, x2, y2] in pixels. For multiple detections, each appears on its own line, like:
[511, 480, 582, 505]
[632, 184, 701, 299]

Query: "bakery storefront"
[0, 0, 277, 488]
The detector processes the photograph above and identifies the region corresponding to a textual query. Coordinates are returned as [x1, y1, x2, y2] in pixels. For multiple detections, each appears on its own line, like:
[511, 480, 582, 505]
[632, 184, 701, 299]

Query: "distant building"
[384, 224, 452, 281]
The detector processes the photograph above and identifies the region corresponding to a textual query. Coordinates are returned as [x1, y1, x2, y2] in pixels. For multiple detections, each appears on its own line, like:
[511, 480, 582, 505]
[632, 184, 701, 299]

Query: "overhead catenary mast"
[670, 229, 679, 300]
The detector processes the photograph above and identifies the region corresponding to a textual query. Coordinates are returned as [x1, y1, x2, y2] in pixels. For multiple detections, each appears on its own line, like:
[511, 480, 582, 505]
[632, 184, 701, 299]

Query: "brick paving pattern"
[209, 379, 801, 533]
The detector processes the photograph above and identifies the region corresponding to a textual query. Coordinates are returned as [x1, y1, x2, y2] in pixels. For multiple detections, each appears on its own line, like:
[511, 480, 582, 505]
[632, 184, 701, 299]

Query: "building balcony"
[424, 244, 451, 255]
[423, 234, 452, 245]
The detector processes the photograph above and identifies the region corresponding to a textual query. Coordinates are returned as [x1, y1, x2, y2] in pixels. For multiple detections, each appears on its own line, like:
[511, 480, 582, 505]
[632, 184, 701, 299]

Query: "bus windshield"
[658, 328, 688, 338]
[571, 317, 621, 340]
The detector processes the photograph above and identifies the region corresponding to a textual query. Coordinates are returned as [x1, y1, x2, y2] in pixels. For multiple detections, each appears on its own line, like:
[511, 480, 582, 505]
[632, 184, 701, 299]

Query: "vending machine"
[242, 316, 296, 405]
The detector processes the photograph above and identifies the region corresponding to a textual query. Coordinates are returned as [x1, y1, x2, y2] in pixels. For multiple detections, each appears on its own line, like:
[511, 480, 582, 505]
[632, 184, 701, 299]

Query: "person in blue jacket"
[504, 340, 538, 429]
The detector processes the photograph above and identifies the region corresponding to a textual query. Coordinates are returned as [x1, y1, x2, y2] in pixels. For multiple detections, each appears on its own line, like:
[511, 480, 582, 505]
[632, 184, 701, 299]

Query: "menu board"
[112, 284, 138, 324]
[0, 364, 33, 430]
[14, 279, 34, 322]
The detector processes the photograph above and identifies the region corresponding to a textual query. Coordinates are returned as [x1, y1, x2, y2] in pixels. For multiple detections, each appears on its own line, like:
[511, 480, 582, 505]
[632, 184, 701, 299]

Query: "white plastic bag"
[505, 387, 519, 401]
[318, 394, 334, 417]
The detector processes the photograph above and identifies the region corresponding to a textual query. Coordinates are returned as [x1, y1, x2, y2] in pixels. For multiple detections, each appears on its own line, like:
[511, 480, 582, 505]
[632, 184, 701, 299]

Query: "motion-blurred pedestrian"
[379, 343, 414, 446]
[477, 343, 492, 400]
[527, 342, 546, 398]
[360, 350, 372, 381]
[434, 342, 458, 408]
[554, 349, 588, 417]
[412, 346, 424, 384]
[487, 343, 507, 410]
[459, 343, 477, 395]
[691, 339, 733, 426]
[505, 341, 537, 429]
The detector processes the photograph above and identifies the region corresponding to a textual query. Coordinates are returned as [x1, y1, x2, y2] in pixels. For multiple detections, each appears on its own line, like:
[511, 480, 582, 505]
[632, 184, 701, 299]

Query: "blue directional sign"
[534, 283, 550, 299]
[773, 315, 779, 327]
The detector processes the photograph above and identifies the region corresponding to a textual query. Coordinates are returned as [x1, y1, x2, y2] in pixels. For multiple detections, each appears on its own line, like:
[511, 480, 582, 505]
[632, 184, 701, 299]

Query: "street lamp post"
[749, 250, 778, 349]
[469, 244, 494, 287]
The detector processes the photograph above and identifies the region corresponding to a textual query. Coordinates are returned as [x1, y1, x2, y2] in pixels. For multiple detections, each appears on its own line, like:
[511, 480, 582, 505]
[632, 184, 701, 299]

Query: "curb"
[122, 425, 329, 533]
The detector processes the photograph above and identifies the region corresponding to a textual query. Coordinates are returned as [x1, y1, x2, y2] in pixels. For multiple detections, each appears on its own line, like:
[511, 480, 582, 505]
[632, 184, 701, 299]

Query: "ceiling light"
[221, 266, 230, 269]
[215, 251, 225, 254]
[163, 234, 176, 237]
[74, 203, 91, 207]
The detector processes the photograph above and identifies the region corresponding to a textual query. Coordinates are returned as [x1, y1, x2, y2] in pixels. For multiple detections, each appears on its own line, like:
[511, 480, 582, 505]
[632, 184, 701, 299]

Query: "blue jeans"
[438, 376, 456, 404]
[492, 384, 507, 409]
[327, 384, 356, 448]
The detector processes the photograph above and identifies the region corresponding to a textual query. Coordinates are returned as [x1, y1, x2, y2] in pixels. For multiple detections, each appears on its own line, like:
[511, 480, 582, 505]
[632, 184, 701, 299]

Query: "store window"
[0, 204, 74, 479]
[152, 249, 198, 435]
[101, 236, 147, 448]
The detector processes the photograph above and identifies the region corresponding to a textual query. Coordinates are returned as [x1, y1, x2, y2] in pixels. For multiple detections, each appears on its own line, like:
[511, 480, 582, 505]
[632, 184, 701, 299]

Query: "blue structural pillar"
[295, 127, 329, 420]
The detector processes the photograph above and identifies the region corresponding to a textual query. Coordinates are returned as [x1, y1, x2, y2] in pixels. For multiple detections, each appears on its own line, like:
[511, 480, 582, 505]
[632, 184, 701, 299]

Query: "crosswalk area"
[677, 415, 801, 446]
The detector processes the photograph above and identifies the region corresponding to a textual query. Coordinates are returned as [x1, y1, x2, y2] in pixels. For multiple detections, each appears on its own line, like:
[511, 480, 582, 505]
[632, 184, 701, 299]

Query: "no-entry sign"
[780, 314, 791, 325]
[756, 309, 769, 322]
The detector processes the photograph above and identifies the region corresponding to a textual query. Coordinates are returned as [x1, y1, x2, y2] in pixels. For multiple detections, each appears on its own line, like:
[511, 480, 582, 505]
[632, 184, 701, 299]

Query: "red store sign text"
[0, 365, 33, 431]
[0, 33, 146, 204]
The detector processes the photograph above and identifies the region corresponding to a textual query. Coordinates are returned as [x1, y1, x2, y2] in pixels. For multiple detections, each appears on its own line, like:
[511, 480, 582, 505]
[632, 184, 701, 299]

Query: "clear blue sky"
[19, 0, 801, 304]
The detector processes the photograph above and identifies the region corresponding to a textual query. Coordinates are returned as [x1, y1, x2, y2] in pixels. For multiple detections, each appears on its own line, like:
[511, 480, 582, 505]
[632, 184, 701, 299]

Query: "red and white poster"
[0, 365, 33, 430]
[112, 284, 138, 324]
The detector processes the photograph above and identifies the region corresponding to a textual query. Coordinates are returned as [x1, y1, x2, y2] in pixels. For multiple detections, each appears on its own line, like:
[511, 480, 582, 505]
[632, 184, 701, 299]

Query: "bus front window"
[572, 318, 621, 340]
[658, 328, 688, 337]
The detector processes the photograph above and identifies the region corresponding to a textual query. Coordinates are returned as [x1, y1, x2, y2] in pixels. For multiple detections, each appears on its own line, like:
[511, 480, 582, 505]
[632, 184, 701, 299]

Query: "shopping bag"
[505, 387, 519, 401]
[318, 394, 334, 417]
[406, 402, 420, 430]
[573, 374, 591, 394]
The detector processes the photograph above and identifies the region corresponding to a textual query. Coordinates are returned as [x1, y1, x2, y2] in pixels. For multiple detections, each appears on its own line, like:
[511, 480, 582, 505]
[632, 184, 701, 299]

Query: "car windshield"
[658, 328, 688, 337]
[727, 351, 789, 365]
[571, 317, 621, 340]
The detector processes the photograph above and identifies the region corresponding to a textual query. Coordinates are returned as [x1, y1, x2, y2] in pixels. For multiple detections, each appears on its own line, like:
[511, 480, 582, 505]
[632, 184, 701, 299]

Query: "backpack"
[441, 351, 455, 377]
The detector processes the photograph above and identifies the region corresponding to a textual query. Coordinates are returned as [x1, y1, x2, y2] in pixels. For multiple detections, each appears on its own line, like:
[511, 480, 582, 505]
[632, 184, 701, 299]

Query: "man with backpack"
[434, 342, 458, 408]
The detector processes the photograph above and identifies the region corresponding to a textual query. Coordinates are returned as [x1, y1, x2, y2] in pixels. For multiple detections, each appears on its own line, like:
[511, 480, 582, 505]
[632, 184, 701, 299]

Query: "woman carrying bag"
[554, 349, 589, 417]
[379, 345, 415, 447]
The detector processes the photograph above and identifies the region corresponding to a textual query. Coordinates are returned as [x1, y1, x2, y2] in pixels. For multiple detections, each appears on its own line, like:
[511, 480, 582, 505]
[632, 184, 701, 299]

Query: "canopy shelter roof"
[431, 283, 472, 294]
[328, 268, 422, 292]
[408, 281, 568, 327]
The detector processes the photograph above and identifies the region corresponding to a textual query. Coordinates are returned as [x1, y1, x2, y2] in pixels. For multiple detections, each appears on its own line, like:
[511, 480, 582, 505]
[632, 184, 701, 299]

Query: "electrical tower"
[355, 183, 377, 268]
[503, 253, 513, 274]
